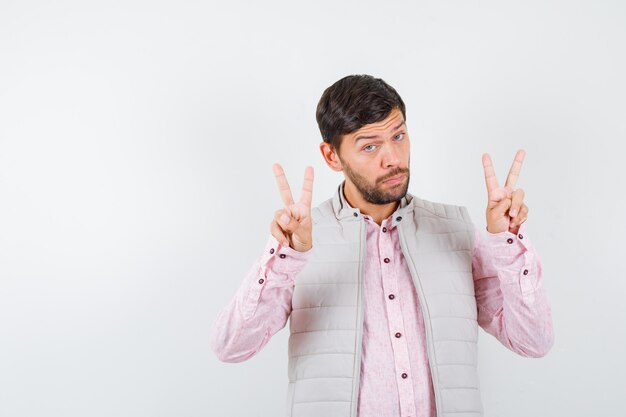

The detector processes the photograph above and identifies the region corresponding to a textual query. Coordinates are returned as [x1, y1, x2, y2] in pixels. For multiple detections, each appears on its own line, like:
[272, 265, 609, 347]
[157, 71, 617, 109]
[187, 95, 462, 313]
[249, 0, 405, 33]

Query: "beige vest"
[286, 182, 481, 417]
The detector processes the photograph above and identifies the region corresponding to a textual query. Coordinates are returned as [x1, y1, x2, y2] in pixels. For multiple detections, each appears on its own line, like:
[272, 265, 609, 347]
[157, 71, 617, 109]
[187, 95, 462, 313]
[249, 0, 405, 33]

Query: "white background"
[1, 1, 624, 416]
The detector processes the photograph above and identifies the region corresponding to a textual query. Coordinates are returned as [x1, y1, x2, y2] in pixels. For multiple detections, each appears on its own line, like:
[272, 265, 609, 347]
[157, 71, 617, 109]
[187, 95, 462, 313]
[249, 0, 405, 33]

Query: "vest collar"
[331, 179, 414, 226]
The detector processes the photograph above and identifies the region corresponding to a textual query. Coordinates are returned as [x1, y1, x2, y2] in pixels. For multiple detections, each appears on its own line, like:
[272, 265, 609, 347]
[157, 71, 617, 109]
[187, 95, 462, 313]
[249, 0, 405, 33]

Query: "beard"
[340, 156, 411, 205]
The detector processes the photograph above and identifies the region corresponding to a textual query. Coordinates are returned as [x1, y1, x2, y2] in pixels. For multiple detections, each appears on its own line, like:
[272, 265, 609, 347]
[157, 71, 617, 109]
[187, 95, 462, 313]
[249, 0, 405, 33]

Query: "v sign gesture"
[270, 163, 315, 252]
[482, 149, 529, 235]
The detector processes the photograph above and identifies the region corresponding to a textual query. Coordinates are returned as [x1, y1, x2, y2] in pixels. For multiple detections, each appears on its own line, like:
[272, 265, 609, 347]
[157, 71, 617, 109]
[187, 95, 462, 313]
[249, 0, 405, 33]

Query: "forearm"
[473, 223, 555, 357]
[210, 235, 311, 362]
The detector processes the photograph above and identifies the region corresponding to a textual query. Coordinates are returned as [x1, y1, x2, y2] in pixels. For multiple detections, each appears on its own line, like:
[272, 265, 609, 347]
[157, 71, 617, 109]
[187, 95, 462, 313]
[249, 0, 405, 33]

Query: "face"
[335, 107, 410, 205]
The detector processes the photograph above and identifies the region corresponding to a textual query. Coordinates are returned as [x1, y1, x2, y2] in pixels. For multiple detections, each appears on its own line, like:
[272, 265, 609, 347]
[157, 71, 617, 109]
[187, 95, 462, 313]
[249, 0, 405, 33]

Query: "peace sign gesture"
[270, 163, 314, 252]
[482, 149, 529, 235]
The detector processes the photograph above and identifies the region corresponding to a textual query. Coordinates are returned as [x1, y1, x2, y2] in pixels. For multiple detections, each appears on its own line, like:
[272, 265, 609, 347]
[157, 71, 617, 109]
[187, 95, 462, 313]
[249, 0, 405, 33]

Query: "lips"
[384, 174, 405, 183]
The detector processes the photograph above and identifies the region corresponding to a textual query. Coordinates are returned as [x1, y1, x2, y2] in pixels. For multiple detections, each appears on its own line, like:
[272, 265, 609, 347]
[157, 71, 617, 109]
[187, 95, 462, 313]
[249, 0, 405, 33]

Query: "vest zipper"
[351, 218, 367, 417]
[397, 224, 443, 417]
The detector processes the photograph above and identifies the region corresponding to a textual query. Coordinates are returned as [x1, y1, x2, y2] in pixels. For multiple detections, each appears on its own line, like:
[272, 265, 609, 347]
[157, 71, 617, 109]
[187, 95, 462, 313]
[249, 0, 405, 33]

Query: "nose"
[381, 142, 401, 168]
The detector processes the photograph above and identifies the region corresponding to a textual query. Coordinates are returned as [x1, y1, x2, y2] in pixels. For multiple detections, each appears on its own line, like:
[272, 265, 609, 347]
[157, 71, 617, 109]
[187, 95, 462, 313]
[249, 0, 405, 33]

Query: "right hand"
[271, 163, 314, 252]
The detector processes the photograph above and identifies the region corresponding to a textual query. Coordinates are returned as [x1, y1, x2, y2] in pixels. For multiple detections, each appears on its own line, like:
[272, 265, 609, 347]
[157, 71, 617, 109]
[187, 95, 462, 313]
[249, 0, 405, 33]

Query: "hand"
[481, 149, 529, 235]
[270, 163, 314, 252]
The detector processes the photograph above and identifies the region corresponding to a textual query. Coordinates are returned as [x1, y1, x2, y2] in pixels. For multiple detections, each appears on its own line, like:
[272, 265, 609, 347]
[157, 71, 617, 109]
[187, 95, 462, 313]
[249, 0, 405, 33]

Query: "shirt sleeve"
[210, 234, 312, 363]
[472, 221, 555, 358]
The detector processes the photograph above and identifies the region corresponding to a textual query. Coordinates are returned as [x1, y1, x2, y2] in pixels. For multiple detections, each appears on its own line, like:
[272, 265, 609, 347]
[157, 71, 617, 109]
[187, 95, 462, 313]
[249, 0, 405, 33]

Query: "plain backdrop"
[1, 1, 625, 416]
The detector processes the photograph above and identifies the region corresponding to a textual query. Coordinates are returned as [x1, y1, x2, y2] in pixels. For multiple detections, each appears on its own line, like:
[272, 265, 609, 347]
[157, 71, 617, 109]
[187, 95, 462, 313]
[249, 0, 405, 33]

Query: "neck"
[343, 181, 399, 226]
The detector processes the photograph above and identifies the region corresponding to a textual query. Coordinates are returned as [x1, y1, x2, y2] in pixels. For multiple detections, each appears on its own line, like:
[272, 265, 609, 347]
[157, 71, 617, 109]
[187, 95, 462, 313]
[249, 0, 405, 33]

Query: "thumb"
[275, 208, 299, 233]
[491, 197, 512, 217]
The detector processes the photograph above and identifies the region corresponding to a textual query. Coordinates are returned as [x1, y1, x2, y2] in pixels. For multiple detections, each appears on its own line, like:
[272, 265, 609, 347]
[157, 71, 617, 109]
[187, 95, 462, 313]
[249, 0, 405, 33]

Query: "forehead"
[350, 108, 404, 138]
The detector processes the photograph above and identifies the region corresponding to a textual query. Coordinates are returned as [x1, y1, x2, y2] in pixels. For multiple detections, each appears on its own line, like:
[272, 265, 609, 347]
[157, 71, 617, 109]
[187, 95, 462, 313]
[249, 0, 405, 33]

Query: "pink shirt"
[211, 196, 554, 417]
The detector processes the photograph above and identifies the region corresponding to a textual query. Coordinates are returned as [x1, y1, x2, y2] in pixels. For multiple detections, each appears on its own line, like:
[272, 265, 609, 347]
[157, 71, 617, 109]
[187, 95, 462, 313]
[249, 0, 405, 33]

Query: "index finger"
[481, 153, 500, 194]
[298, 166, 314, 207]
[272, 163, 295, 206]
[504, 149, 526, 190]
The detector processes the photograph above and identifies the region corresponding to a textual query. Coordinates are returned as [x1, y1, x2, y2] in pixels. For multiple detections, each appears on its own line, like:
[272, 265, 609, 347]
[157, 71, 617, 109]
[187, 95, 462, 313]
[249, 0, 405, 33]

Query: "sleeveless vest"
[286, 182, 481, 417]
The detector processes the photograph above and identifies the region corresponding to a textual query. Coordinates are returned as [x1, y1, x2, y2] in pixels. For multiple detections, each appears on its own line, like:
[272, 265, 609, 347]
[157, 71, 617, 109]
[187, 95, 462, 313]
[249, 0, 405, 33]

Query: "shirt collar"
[333, 180, 410, 229]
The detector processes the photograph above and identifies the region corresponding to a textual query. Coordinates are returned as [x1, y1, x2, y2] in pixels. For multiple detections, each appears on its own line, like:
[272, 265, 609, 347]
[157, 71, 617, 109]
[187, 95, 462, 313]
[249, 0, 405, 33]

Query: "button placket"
[379, 222, 412, 416]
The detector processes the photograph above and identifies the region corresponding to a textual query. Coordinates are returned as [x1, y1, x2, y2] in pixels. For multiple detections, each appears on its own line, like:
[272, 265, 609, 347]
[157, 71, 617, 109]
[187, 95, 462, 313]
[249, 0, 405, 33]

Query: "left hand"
[481, 149, 529, 235]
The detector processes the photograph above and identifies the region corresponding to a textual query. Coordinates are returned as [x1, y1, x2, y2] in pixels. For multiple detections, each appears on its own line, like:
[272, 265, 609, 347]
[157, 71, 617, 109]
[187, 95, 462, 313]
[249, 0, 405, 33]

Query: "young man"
[210, 74, 554, 417]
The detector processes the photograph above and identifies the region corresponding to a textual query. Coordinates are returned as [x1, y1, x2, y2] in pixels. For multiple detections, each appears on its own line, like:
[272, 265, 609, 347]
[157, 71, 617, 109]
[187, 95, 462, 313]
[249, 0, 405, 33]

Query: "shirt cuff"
[241, 235, 312, 319]
[481, 221, 538, 290]
[259, 234, 312, 273]
[482, 221, 533, 257]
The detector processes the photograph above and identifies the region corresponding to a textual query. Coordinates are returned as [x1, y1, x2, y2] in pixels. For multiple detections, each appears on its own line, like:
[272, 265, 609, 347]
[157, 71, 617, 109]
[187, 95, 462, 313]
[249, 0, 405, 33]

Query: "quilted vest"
[286, 181, 481, 417]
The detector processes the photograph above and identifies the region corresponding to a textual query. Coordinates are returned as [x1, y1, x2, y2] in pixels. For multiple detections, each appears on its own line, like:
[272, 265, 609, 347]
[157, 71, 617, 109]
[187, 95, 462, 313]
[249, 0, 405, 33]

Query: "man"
[210, 74, 554, 417]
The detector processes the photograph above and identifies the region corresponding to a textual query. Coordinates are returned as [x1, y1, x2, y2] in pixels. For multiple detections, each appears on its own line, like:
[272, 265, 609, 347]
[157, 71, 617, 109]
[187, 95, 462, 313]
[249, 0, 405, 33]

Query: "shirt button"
[382, 227, 387, 233]
[507, 238, 514, 244]
[353, 212, 358, 217]
[258, 278, 264, 284]
[384, 258, 390, 263]
[401, 373, 408, 379]
[270, 248, 275, 254]
[518, 234, 524, 239]
[396, 216, 402, 222]
[395, 332, 402, 338]
[388, 294, 395, 300]
[523, 269, 529, 275]
[279, 254, 286, 259]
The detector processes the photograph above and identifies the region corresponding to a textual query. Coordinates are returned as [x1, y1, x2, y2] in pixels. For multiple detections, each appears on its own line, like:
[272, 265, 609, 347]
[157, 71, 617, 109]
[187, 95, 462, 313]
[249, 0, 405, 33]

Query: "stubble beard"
[340, 156, 411, 205]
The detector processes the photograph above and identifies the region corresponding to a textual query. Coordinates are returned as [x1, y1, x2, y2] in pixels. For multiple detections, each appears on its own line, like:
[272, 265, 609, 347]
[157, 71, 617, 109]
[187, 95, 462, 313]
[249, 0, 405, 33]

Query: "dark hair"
[316, 74, 406, 152]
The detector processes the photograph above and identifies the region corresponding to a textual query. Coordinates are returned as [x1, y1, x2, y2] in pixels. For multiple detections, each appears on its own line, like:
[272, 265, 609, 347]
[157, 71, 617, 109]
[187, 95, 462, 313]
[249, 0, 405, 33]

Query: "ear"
[319, 141, 343, 172]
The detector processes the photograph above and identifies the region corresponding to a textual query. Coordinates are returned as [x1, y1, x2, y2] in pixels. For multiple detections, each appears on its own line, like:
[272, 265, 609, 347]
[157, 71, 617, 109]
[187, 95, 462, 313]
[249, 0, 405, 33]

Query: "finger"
[270, 220, 290, 247]
[508, 188, 525, 218]
[482, 153, 500, 195]
[487, 187, 511, 205]
[490, 197, 512, 218]
[510, 204, 529, 228]
[299, 166, 314, 207]
[504, 149, 525, 190]
[274, 208, 299, 234]
[272, 163, 295, 207]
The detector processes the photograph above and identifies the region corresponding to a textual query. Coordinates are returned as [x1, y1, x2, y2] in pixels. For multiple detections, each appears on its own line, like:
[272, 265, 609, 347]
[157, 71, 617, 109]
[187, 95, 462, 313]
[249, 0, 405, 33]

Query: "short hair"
[315, 74, 406, 152]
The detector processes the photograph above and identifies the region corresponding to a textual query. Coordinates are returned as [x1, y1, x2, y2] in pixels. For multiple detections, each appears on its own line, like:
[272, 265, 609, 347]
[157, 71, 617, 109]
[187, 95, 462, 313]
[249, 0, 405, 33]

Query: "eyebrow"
[354, 121, 406, 142]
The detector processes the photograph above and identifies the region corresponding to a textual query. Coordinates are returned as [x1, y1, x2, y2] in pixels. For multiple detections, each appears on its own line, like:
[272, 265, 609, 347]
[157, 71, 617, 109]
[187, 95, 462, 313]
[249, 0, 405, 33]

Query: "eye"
[362, 133, 404, 153]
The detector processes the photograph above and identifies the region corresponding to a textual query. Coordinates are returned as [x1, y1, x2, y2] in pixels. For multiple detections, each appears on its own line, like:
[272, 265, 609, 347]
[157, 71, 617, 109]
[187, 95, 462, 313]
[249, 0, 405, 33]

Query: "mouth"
[383, 174, 405, 185]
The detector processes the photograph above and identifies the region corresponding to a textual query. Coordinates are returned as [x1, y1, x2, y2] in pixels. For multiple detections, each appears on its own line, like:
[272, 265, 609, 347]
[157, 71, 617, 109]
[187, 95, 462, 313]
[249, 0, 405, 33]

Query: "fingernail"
[280, 214, 290, 225]
[510, 208, 517, 217]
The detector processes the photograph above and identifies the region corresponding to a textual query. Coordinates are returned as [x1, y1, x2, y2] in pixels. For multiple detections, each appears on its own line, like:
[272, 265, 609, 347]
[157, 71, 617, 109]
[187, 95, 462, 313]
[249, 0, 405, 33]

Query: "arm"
[472, 221, 555, 358]
[210, 234, 312, 363]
